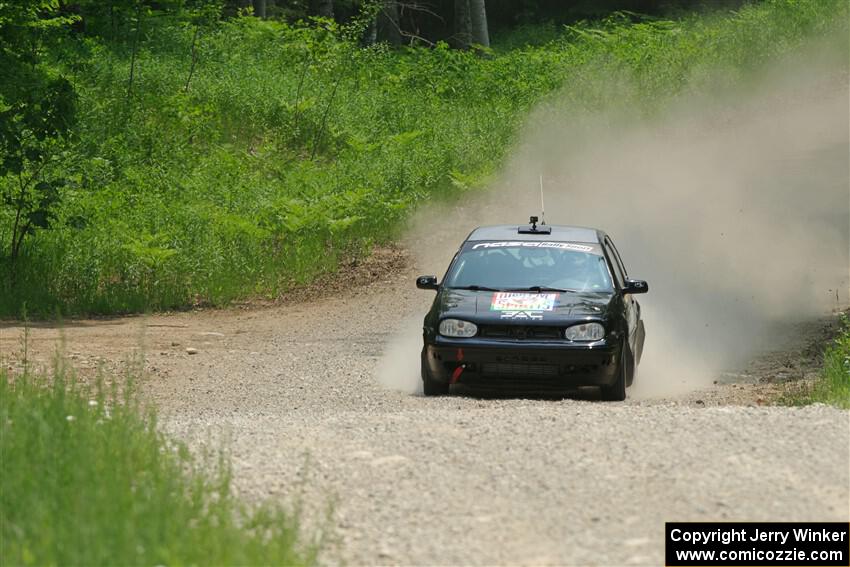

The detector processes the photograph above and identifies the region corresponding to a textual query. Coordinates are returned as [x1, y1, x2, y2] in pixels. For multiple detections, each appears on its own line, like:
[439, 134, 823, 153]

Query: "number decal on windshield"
[490, 292, 558, 312]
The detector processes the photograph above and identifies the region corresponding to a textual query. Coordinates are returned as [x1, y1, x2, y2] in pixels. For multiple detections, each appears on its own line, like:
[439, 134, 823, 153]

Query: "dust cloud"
[380, 35, 849, 397]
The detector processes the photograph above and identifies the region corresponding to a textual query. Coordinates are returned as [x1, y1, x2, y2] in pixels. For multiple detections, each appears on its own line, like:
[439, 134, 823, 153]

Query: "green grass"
[0, 0, 847, 316]
[781, 313, 850, 409]
[0, 360, 318, 565]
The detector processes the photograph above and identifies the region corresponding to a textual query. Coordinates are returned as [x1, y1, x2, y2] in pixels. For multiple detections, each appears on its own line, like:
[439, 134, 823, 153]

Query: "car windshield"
[444, 241, 614, 292]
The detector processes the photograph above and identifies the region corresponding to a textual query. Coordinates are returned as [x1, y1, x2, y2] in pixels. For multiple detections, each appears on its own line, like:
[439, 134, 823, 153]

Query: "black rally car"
[416, 218, 647, 400]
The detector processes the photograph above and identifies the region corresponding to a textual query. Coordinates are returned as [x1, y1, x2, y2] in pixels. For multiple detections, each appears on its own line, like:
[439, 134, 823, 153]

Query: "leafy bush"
[0, 361, 316, 565]
[0, 0, 846, 315]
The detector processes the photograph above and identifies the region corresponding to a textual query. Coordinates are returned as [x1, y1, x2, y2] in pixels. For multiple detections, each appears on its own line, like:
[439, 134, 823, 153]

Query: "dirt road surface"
[2, 251, 848, 566]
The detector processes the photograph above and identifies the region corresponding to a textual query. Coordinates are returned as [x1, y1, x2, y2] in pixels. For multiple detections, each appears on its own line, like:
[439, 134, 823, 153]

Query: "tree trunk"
[184, 26, 200, 91]
[378, 1, 401, 45]
[363, 17, 377, 46]
[454, 0, 471, 49]
[469, 0, 489, 48]
[252, 0, 266, 18]
[125, 2, 143, 101]
[312, 0, 334, 18]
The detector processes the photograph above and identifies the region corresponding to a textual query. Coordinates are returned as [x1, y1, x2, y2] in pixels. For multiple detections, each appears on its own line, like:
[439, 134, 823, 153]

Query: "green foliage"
[782, 313, 850, 409]
[0, 361, 316, 565]
[0, 0, 846, 315]
[0, 1, 79, 270]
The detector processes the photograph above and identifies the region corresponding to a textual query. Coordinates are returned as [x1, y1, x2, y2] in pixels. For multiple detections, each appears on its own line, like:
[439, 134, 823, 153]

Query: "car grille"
[480, 362, 559, 378]
[478, 325, 563, 341]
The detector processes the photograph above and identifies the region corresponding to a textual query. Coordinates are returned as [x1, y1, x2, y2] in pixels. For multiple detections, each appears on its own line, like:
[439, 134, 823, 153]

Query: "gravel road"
[2, 252, 848, 566]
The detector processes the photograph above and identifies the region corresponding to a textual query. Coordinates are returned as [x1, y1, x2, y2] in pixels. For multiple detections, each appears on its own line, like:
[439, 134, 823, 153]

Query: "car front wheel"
[601, 344, 628, 401]
[421, 350, 449, 396]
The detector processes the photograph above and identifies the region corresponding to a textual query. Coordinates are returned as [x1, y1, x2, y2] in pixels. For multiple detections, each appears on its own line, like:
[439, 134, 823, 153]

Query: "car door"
[603, 236, 640, 357]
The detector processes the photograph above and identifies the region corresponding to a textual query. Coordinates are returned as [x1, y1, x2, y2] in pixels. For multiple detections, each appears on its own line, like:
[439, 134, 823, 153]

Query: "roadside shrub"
[782, 313, 850, 409]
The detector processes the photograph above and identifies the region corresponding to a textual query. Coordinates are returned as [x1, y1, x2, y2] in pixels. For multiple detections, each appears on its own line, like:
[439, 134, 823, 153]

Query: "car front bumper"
[424, 337, 622, 393]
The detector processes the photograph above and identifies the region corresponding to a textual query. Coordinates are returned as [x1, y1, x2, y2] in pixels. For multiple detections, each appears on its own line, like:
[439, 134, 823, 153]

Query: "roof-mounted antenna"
[539, 174, 546, 226]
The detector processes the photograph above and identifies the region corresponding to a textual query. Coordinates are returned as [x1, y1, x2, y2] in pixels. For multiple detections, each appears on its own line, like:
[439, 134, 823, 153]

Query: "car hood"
[436, 289, 614, 323]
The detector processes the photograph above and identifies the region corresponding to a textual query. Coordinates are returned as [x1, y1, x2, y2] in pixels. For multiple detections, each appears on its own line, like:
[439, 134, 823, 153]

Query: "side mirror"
[623, 278, 648, 294]
[416, 275, 439, 290]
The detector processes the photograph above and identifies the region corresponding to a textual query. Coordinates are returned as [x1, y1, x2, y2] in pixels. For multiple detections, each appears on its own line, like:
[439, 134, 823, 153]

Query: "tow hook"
[451, 364, 466, 384]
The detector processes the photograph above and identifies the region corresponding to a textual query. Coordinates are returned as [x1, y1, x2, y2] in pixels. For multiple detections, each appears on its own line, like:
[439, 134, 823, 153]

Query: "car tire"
[422, 350, 449, 396]
[601, 344, 628, 401]
[625, 346, 636, 388]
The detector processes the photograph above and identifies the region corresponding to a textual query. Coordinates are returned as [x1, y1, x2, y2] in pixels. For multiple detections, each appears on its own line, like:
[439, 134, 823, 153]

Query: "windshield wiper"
[504, 286, 576, 293]
[448, 285, 504, 292]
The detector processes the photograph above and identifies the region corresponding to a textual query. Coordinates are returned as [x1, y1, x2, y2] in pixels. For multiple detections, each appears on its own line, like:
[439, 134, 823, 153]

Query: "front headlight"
[564, 322, 605, 342]
[439, 319, 478, 338]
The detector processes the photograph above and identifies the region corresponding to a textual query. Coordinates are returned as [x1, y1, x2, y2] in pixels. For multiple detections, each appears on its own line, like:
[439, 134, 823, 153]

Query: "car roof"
[466, 224, 603, 243]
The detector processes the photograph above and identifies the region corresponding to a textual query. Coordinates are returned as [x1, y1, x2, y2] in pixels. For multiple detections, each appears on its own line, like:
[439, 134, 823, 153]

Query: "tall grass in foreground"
[0, 363, 316, 565]
[781, 313, 850, 409]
